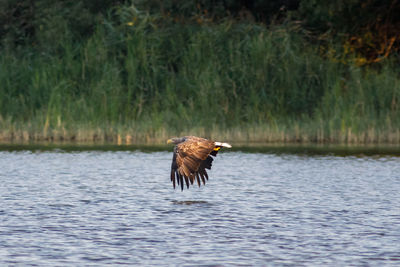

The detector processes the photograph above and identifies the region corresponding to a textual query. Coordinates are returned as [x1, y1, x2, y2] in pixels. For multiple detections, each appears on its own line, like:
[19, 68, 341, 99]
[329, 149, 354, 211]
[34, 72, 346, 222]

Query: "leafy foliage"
[0, 1, 399, 143]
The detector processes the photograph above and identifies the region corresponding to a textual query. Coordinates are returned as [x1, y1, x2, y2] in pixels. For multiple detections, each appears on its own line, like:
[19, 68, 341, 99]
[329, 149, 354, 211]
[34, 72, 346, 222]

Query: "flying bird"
[167, 136, 232, 190]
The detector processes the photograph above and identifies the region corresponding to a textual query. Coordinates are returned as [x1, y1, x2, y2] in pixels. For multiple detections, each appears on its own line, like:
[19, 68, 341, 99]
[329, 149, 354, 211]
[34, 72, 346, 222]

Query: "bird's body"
[167, 136, 232, 190]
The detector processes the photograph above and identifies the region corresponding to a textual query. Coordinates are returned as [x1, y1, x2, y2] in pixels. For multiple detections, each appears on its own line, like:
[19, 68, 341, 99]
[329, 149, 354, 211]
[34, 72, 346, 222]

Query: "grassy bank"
[1, 9, 399, 144]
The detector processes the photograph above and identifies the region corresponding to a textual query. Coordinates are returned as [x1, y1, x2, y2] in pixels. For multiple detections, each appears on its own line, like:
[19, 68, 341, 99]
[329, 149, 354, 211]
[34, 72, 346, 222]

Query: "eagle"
[167, 136, 232, 190]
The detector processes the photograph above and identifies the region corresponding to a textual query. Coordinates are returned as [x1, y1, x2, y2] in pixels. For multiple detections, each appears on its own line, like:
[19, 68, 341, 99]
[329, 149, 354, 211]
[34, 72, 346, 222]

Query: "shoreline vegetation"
[1, 123, 399, 145]
[1, 2, 399, 145]
[1, 141, 400, 157]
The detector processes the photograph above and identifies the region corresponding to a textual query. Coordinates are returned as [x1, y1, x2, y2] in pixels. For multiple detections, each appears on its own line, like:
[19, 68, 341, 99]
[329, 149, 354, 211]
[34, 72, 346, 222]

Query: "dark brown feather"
[179, 173, 184, 191]
[174, 137, 215, 189]
[199, 171, 206, 185]
[171, 169, 175, 189]
[189, 174, 195, 184]
[169, 136, 230, 190]
[210, 150, 219, 156]
[196, 173, 201, 187]
[184, 175, 190, 189]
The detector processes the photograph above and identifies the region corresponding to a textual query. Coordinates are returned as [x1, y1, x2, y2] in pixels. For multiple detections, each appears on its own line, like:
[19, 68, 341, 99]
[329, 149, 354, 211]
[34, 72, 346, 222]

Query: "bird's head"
[167, 137, 186, 145]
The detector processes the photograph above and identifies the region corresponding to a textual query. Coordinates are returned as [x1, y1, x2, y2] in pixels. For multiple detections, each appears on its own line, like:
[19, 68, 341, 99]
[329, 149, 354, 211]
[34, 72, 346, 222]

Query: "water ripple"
[0, 151, 399, 266]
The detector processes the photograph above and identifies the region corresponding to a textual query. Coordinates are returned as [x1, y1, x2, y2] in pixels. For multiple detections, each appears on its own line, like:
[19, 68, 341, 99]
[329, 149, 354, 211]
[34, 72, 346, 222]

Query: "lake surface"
[1, 147, 400, 266]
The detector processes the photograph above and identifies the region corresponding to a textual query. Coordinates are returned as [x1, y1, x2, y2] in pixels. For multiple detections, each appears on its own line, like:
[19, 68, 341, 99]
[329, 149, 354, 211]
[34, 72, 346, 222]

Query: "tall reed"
[0, 10, 399, 144]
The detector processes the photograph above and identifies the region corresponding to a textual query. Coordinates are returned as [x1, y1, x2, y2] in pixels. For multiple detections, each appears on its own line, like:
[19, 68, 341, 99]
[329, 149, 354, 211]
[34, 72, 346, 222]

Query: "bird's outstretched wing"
[171, 137, 215, 190]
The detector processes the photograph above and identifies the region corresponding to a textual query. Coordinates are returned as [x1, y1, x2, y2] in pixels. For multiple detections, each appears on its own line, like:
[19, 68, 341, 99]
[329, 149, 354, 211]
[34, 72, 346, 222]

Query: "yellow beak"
[167, 139, 173, 144]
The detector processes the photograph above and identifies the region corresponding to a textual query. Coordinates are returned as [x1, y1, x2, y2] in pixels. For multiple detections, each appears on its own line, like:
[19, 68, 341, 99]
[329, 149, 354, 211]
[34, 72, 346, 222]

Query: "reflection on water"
[1, 142, 400, 156]
[171, 200, 210, 205]
[0, 147, 399, 266]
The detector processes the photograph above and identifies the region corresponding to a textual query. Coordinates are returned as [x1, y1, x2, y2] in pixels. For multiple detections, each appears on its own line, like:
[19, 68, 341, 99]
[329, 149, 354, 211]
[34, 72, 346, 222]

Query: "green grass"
[0, 10, 399, 144]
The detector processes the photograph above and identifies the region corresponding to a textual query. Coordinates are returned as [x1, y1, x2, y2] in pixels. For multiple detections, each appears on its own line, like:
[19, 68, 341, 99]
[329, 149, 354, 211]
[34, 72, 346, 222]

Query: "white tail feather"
[214, 141, 232, 148]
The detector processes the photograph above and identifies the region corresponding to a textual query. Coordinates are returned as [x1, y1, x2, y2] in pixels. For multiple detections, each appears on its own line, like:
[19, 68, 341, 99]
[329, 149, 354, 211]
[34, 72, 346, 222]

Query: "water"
[1, 148, 400, 266]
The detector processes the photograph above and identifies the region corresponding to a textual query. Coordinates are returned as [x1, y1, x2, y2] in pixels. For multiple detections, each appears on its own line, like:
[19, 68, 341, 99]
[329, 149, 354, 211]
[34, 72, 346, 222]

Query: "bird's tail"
[214, 141, 232, 148]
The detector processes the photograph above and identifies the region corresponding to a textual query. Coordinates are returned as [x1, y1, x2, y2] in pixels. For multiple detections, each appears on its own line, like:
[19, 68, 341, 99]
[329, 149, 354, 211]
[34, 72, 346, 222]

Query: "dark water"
[1, 148, 400, 266]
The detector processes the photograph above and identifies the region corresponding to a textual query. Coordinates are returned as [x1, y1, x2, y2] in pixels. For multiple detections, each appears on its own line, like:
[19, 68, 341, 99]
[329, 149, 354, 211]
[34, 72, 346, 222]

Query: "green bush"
[0, 2, 399, 143]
